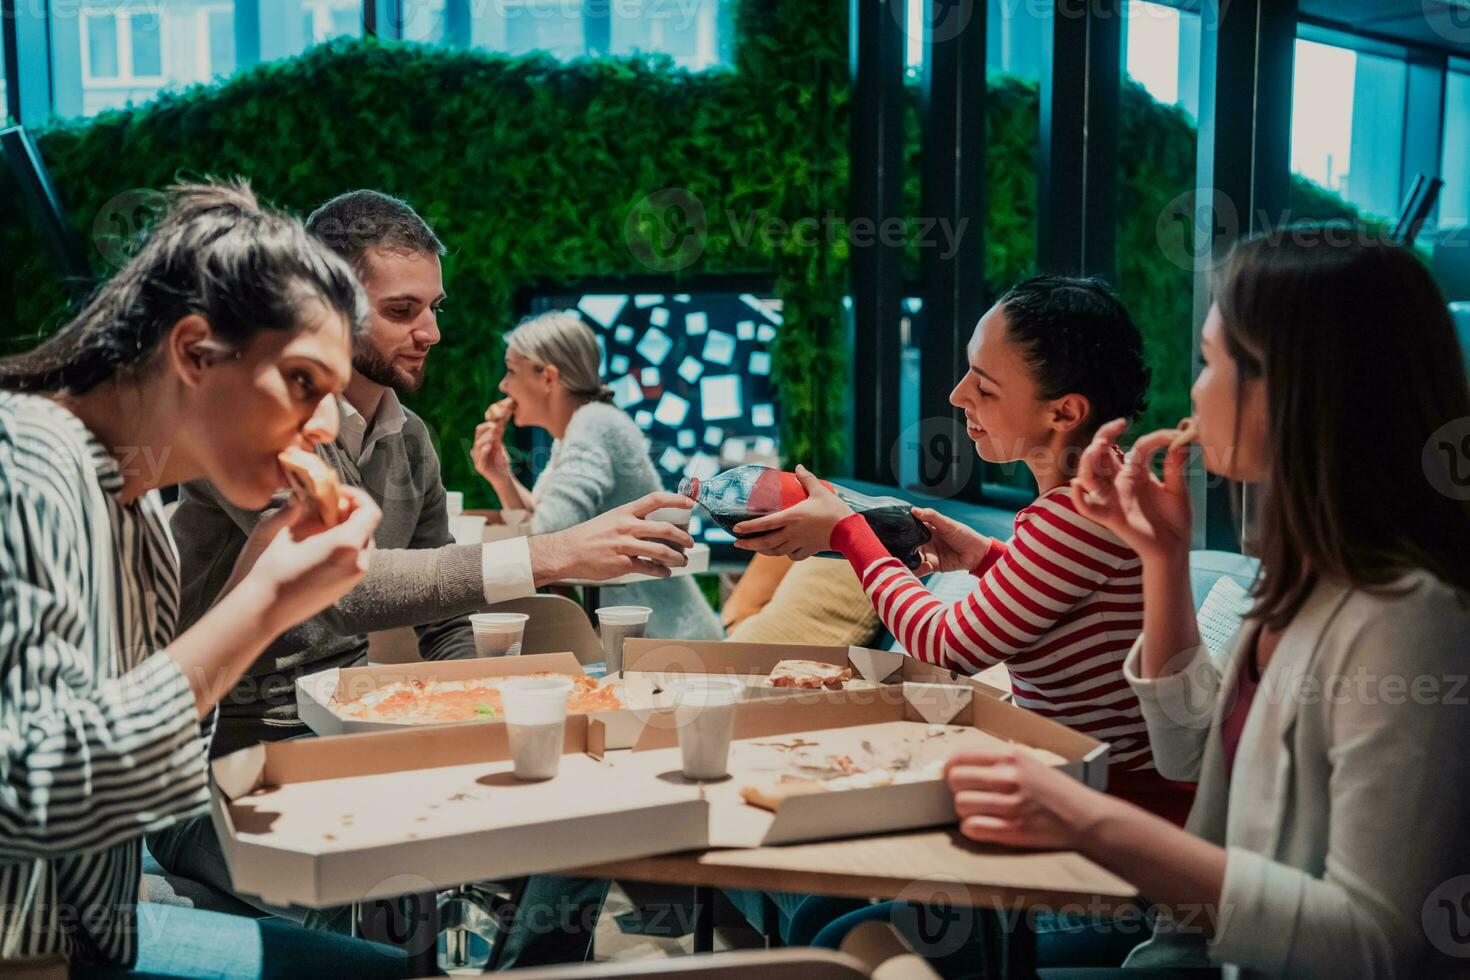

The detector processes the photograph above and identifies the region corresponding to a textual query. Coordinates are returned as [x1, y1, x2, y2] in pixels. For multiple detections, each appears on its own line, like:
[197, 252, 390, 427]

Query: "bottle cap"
[677, 476, 700, 499]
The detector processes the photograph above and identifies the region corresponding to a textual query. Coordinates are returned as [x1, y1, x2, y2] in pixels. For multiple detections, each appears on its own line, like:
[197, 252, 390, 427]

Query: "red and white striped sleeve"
[828, 492, 1132, 674]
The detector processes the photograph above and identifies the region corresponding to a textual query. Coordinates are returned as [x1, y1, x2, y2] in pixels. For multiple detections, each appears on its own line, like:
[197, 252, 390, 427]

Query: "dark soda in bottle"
[678, 465, 932, 570]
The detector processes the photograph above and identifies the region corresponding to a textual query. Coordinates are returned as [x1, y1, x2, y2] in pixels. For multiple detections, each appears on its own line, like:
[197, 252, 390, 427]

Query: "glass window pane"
[1, 21, 8, 120]
[329, 4, 360, 40]
[62, 0, 237, 118]
[1125, 0, 1199, 121]
[608, 0, 724, 71]
[208, 9, 238, 78]
[1116, 0, 1200, 444]
[130, 13, 163, 77]
[1291, 40, 1357, 197]
[1290, 38, 1407, 221]
[1442, 72, 1470, 227]
[501, 0, 588, 60]
[87, 14, 120, 79]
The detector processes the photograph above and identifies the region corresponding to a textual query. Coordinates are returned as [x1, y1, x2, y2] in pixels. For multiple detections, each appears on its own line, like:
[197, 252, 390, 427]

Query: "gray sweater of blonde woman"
[169, 407, 492, 756]
[530, 402, 724, 642]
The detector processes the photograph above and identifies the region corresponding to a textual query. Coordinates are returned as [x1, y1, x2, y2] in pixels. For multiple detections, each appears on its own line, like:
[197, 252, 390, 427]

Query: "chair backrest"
[1188, 549, 1259, 610]
[487, 593, 606, 664]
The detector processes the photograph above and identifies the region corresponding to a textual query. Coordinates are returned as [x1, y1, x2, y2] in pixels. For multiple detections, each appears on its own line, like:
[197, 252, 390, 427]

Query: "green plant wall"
[0, 4, 1365, 507]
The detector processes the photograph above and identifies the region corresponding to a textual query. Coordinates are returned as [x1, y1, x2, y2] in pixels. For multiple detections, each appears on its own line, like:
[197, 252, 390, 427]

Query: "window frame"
[78, 8, 167, 88]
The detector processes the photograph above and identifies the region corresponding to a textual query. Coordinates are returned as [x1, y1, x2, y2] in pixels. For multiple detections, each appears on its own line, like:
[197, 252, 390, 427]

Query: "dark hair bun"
[997, 275, 1151, 428]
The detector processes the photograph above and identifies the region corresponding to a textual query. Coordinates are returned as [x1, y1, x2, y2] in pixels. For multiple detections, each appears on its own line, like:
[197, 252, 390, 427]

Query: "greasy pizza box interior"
[294, 652, 620, 737]
[209, 714, 709, 910]
[625, 682, 1108, 848]
[620, 638, 1008, 699]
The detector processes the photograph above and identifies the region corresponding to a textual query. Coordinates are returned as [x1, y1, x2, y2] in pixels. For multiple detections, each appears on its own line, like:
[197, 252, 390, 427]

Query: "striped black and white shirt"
[0, 392, 210, 966]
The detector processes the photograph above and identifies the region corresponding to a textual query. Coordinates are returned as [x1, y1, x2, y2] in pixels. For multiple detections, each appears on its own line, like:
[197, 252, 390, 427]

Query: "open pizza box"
[208, 714, 710, 910]
[294, 651, 810, 751]
[620, 638, 1009, 702]
[626, 681, 1108, 848]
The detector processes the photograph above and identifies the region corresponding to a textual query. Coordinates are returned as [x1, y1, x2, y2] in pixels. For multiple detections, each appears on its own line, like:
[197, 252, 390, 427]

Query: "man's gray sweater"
[172, 407, 491, 756]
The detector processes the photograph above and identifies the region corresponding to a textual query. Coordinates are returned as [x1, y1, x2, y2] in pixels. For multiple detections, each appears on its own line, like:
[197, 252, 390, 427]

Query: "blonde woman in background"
[473, 311, 723, 640]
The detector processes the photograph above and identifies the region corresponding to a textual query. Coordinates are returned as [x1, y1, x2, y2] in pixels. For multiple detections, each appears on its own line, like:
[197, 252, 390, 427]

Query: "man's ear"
[1050, 393, 1092, 434]
[167, 315, 216, 388]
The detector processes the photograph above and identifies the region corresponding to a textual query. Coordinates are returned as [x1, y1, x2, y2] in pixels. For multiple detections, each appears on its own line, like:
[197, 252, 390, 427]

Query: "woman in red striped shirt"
[734, 275, 1193, 823]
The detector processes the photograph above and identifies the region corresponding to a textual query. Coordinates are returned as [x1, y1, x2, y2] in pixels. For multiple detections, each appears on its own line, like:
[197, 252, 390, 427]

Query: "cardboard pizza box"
[295, 652, 604, 737]
[627, 682, 1108, 848]
[294, 651, 802, 751]
[620, 638, 1009, 701]
[209, 715, 709, 910]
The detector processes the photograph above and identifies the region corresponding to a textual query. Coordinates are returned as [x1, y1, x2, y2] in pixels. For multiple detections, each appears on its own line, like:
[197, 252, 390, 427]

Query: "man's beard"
[354, 345, 425, 394]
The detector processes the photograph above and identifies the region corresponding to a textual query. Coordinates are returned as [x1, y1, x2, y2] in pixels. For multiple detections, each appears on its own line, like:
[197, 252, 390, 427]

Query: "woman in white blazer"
[940, 227, 1470, 978]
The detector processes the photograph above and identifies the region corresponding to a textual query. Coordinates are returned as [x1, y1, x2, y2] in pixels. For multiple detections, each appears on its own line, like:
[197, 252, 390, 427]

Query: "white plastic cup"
[596, 606, 652, 675]
[449, 514, 486, 545]
[646, 506, 693, 556]
[469, 612, 529, 657]
[668, 677, 744, 781]
[445, 491, 465, 517]
[501, 676, 573, 780]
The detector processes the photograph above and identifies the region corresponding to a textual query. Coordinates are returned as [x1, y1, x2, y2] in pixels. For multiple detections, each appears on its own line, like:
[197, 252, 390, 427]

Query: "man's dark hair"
[996, 275, 1151, 429]
[305, 189, 446, 280]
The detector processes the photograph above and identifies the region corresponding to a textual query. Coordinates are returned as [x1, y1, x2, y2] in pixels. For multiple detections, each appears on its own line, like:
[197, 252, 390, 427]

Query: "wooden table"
[577, 827, 1138, 978]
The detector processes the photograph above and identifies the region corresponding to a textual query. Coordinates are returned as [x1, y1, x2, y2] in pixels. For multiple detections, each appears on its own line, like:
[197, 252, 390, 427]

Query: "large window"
[21, 0, 733, 121]
[54, 0, 240, 116]
[1291, 34, 1410, 221]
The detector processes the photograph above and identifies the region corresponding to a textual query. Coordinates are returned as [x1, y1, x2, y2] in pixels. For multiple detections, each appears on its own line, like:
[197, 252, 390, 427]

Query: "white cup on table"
[469, 612, 529, 657]
[449, 514, 486, 545]
[501, 676, 573, 781]
[667, 677, 744, 781]
[595, 605, 652, 675]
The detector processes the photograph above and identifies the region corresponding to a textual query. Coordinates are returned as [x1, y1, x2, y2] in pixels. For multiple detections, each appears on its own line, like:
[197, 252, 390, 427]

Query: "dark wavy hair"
[997, 275, 1152, 430]
[0, 180, 367, 395]
[1216, 225, 1470, 627]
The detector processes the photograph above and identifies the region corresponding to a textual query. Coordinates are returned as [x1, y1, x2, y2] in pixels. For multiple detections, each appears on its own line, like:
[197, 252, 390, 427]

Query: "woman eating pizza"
[0, 182, 403, 976]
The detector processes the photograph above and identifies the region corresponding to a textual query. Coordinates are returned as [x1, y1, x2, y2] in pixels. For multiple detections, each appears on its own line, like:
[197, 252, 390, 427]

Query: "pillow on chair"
[727, 557, 882, 647]
[720, 553, 796, 629]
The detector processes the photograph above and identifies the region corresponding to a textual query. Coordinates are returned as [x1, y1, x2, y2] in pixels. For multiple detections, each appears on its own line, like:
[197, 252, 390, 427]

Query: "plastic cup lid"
[501, 675, 573, 699]
[666, 676, 744, 706]
[596, 605, 653, 625]
[470, 613, 530, 631]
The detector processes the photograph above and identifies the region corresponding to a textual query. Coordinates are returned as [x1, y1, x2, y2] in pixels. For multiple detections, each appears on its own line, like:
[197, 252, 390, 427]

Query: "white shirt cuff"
[481, 537, 536, 605]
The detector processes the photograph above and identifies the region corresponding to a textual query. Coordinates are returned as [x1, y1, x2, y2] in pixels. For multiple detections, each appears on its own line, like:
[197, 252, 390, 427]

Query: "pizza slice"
[739, 770, 896, 811]
[485, 397, 516, 424]
[768, 660, 854, 690]
[1169, 417, 1198, 452]
[279, 447, 346, 528]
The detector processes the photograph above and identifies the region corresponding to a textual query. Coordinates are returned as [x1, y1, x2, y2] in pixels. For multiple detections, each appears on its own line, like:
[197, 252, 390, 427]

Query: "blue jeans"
[72, 903, 407, 979]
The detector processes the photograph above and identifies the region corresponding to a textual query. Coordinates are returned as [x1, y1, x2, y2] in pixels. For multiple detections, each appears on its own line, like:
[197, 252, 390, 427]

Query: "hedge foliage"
[0, 2, 1362, 505]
